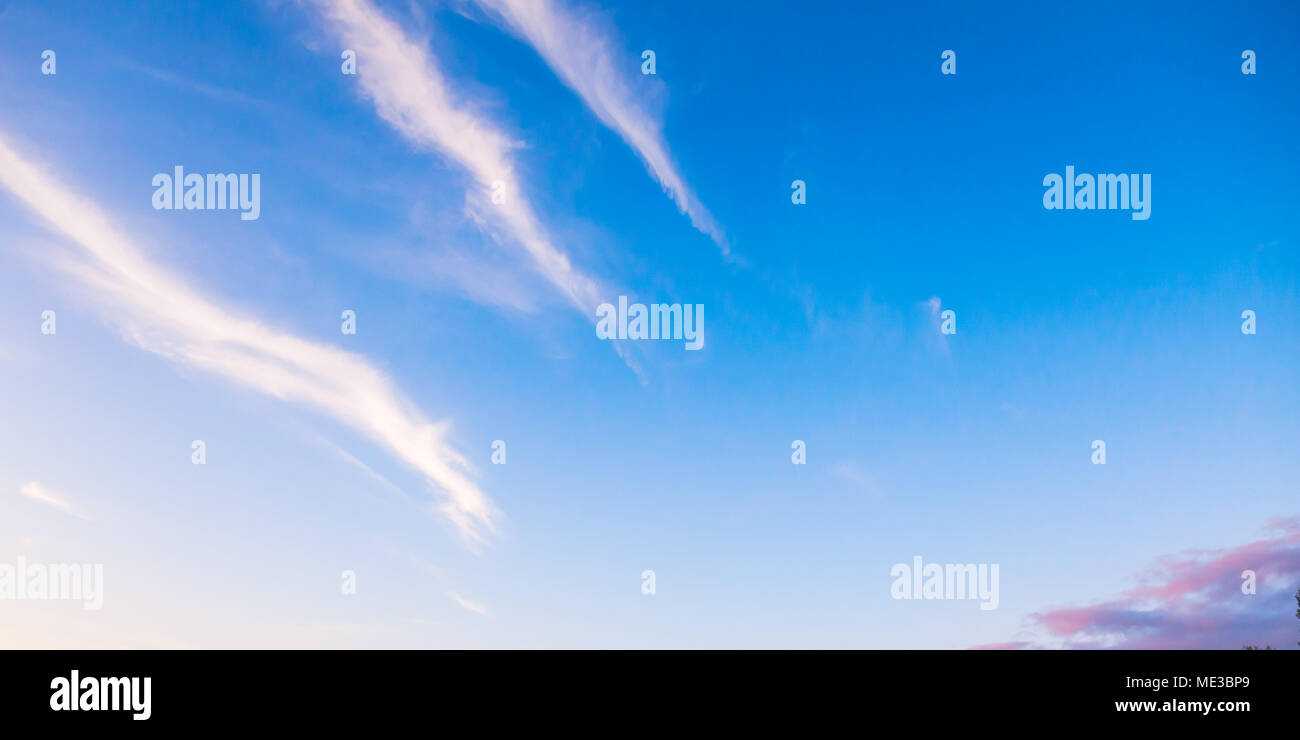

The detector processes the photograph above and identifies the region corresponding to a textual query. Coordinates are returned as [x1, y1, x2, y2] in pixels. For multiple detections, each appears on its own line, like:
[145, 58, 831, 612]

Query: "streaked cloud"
[118, 60, 272, 109]
[308, 431, 410, 503]
[305, 0, 646, 379]
[368, 241, 544, 314]
[0, 131, 497, 543]
[978, 517, 1300, 649]
[470, 0, 728, 253]
[305, 0, 609, 316]
[830, 461, 882, 497]
[18, 481, 86, 520]
[449, 592, 488, 616]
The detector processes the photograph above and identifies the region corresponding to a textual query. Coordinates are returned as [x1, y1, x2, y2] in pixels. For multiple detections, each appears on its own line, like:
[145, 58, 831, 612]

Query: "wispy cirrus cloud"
[469, 0, 728, 254]
[830, 461, 882, 498]
[18, 481, 87, 520]
[304, 0, 645, 378]
[449, 592, 488, 616]
[973, 517, 1300, 649]
[0, 131, 497, 543]
[305, 0, 606, 313]
[118, 59, 272, 109]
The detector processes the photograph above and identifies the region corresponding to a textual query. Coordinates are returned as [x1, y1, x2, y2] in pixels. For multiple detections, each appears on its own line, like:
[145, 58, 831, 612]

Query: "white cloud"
[470, 0, 728, 253]
[449, 592, 488, 616]
[307, 0, 607, 315]
[306, 0, 644, 378]
[18, 481, 86, 520]
[119, 60, 272, 109]
[830, 462, 881, 497]
[922, 295, 952, 357]
[371, 242, 544, 313]
[0, 131, 497, 544]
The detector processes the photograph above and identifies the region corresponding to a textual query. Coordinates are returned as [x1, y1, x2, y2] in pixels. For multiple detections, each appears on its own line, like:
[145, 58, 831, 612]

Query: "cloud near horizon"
[0, 131, 497, 544]
[973, 517, 1300, 649]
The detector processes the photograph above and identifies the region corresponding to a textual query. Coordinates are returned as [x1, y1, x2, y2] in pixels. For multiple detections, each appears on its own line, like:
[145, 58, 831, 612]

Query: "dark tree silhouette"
[1241, 587, 1300, 650]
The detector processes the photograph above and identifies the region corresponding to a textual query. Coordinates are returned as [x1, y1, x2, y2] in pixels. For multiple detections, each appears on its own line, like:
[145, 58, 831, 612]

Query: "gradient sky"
[0, 0, 1297, 648]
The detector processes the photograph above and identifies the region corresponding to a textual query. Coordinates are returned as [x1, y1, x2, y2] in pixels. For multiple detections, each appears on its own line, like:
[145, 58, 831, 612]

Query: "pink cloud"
[987, 517, 1300, 649]
[968, 641, 1032, 651]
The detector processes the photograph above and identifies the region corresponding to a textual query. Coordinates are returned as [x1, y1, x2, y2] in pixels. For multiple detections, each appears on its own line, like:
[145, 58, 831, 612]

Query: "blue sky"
[0, 0, 1297, 648]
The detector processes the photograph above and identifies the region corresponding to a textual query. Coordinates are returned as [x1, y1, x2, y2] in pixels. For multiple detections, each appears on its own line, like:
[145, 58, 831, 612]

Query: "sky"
[0, 0, 1297, 649]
